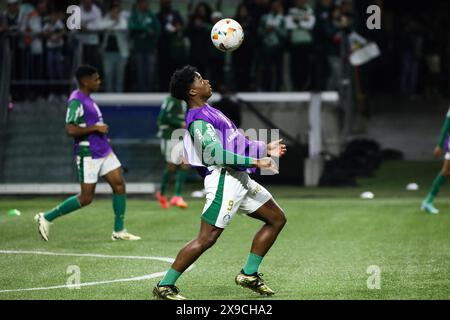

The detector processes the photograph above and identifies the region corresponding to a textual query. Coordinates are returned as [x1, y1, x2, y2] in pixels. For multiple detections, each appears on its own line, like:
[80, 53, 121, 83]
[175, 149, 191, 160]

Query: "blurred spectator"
[232, 3, 257, 91]
[325, 4, 348, 91]
[186, 2, 212, 78]
[157, 0, 186, 91]
[128, 0, 161, 92]
[79, 0, 103, 69]
[285, 0, 316, 91]
[399, 17, 423, 99]
[43, 9, 66, 101]
[257, 0, 286, 91]
[312, 0, 332, 91]
[243, 0, 269, 28]
[99, 2, 129, 93]
[0, 0, 21, 95]
[0, 1, 20, 38]
[424, 19, 442, 97]
[21, 0, 47, 99]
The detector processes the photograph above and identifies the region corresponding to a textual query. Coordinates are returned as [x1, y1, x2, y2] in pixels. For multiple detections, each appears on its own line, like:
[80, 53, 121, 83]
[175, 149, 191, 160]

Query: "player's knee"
[78, 194, 94, 206]
[113, 182, 126, 194]
[272, 210, 287, 230]
[442, 169, 450, 177]
[199, 235, 218, 250]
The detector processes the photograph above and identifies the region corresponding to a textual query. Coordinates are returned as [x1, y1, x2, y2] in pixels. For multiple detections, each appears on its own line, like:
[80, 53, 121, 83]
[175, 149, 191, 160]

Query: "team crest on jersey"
[223, 214, 231, 224]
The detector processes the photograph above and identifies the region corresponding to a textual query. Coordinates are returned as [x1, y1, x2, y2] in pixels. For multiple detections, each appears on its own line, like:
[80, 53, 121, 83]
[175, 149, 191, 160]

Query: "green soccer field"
[0, 161, 449, 300]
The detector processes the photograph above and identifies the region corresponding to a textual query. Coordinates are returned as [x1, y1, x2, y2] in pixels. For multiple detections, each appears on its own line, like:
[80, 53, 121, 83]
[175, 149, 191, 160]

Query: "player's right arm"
[65, 100, 108, 138]
[189, 120, 278, 173]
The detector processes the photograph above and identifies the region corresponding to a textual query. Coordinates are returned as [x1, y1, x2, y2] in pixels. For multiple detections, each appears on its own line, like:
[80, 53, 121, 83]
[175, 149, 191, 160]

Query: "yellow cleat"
[153, 284, 187, 300]
[235, 270, 275, 296]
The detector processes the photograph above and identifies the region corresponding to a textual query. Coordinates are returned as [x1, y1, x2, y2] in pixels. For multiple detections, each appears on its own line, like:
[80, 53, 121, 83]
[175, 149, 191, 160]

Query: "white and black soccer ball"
[211, 18, 244, 52]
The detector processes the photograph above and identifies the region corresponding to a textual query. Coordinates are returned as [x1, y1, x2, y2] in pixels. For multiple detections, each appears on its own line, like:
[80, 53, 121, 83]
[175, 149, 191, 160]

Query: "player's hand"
[254, 157, 279, 174]
[181, 121, 186, 129]
[96, 124, 109, 134]
[267, 139, 287, 158]
[434, 147, 443, 158]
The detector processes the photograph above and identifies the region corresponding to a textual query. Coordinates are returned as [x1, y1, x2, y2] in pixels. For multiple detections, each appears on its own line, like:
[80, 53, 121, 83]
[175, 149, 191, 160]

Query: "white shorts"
[76, 152, 121, 184]
[201, 168, 272, 228]
[445, 144, 450, 161]
[160, 139, 184, 164]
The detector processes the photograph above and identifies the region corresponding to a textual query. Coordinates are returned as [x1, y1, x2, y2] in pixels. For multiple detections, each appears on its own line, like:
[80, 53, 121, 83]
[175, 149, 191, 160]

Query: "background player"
[153, 66, 287, 300]
[421, 106, 450, 214]
[34, 65, 141, 241]
[155, 95, 190, 209]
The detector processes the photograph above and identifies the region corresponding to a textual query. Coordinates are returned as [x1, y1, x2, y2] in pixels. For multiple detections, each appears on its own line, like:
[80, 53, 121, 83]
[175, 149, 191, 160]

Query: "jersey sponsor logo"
[206, 123, 217, 142]
[195, 128, 203, 141]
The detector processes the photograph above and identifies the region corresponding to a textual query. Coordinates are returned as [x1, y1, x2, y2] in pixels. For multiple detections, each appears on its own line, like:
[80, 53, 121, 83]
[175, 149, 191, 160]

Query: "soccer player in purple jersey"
[34, 65, 140, 241]
[153, 65, 287, 300]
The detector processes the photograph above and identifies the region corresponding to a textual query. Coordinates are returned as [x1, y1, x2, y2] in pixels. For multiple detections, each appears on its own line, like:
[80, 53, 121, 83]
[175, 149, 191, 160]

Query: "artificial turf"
[0, 161, 449, 299]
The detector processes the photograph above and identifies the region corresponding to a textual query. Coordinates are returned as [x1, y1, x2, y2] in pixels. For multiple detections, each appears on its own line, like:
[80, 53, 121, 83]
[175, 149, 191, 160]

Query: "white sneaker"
[34, 212, 51, 241]
[111, 229, 141, 241]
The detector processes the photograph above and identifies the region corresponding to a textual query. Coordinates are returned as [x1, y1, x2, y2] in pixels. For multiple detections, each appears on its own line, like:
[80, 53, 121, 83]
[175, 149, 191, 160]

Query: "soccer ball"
[211, 18, 244, 52]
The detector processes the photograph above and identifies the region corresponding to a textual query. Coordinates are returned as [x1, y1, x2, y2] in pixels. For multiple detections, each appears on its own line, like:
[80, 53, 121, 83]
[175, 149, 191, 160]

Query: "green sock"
[159, 267, 182, 286]
[425, 173, 446, 203]
[113, 194, 126, 232]
[174, 169, 188, 196]
[242, 252, 264, 275]
[44, 195, 82, 222]
[160, 168, 171, 196]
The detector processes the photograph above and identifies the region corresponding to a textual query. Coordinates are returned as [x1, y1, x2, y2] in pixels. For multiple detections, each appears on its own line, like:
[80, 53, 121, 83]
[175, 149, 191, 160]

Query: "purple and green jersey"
[184, 104, 267, 177]
[65, 90, 112, 158]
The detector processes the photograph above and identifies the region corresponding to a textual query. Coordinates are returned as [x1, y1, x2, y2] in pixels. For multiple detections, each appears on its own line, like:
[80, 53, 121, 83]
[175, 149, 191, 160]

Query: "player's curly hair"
[75, 64, 98, 84]
[169, 65, 197, 102]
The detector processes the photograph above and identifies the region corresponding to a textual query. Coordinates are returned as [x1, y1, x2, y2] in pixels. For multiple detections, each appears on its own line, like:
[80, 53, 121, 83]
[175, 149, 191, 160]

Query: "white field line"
[0, 250, 193, 293]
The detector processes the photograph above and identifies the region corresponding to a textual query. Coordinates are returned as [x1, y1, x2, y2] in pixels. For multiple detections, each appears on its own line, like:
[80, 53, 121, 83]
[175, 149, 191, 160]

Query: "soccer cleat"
[34, 212, 51, 241]
[235, 270, 275, 296]
[156, 191, 169, 209]
[111, 229, 141, 241]
[153, 283, 187, 300]
[170, 196, 188, 209]
[421, 201, 439, 214]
